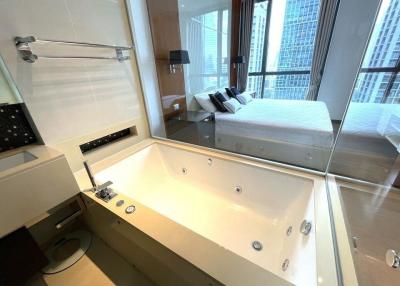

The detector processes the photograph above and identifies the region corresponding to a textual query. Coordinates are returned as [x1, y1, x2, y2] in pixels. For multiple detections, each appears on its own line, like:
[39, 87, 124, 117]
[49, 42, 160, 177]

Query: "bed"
[329, 102, 400, 183]
[213, 98, 334, 171]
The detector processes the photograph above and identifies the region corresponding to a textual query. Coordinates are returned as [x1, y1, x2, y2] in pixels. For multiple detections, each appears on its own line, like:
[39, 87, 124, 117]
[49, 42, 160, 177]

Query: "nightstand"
[166, 111, 215, 148]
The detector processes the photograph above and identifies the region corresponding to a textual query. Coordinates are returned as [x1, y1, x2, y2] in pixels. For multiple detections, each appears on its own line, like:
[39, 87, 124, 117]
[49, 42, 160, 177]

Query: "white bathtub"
[78, 140, 336, 286]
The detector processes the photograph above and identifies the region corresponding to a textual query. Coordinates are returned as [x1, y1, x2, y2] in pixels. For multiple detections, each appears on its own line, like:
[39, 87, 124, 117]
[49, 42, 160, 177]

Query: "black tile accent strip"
[0, 103, 37, 152]
[80, 128, 132, 154]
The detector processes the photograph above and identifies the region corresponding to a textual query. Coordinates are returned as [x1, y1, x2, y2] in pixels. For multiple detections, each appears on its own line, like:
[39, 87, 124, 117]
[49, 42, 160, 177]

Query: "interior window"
[146, 0, 349, 173]
[247, 0, 320, 99]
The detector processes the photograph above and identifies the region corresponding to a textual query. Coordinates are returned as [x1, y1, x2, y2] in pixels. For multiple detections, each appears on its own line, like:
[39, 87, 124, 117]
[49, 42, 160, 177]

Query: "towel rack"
[15, 36, 134, 63]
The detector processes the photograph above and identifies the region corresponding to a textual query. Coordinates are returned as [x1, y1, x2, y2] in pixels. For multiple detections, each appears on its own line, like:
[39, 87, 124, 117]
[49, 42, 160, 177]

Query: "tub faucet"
[83, 161, 117, 202]
[83, 160, 97, 189]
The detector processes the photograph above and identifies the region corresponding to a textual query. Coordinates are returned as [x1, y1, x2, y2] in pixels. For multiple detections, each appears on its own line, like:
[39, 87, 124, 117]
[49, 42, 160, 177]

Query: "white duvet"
[341, 102, 400, 138]
[214, 99, 334, 148]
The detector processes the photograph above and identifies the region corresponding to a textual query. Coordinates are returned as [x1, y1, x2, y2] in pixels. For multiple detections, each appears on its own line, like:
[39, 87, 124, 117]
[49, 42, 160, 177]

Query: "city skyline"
[247, 0, 320, 99]
[353, 0, 400, 103]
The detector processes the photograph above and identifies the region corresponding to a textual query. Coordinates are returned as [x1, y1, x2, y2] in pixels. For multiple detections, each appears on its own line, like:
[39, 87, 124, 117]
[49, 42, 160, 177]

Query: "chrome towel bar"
[55, 209, 82, 229]
[15, 36, 133, 63]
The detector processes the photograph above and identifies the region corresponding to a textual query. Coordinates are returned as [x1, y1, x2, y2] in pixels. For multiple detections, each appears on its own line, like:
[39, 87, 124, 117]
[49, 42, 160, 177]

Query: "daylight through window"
[247, 0, 320, 99]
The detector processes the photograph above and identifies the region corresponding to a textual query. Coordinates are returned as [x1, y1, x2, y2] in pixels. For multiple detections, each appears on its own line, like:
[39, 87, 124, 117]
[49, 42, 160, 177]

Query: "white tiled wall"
[0, 0, 149, 169]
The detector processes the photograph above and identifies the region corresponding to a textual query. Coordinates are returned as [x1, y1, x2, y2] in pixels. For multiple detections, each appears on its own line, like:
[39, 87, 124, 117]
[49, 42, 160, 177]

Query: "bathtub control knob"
[386, 249, 400, 268]
[116, 200, 124, 207]
[125, 205, 136, 214]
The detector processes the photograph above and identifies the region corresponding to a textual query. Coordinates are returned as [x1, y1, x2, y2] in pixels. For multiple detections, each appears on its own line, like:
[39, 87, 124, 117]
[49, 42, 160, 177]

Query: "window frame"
[358, 55, 400, 103]
[248, 0, 314, 99]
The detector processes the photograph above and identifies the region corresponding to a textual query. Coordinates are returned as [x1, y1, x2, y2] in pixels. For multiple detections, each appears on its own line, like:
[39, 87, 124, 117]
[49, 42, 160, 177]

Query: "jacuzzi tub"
[77, 140, 337, 286]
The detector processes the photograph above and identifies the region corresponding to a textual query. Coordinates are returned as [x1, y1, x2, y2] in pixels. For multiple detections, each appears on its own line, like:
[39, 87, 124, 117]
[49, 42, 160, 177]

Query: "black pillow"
[230, 87, 241, 96]
[226, 87, 241, 98]
[225, 87, 235, 98]
[214, 91, 227, 103]
[209, 92, 228, 112]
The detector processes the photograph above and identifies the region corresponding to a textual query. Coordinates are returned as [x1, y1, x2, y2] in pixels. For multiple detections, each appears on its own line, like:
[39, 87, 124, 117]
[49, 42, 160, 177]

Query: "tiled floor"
[28, 235, 155, 286]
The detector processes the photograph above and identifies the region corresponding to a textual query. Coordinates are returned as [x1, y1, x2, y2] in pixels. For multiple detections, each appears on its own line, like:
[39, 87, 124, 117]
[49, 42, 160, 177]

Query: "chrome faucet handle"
[82, 161, 116, 202]
[96, 181, 113, 192]
[386, 249, 400, 269]
[94, 180, 116, 202]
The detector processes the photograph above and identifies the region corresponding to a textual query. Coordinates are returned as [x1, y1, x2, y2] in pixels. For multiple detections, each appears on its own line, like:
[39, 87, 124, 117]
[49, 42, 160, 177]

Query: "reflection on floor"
[165, 111, 215, 148]
[339, 186, 400, 286]
[28, 235, 154, 286]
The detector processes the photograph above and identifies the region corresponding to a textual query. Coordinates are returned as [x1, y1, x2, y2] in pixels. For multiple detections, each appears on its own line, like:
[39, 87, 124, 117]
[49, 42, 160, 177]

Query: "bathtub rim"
[153, 136, 327, 177]
[74, 138, 339, 286]
[84, 138, 325, 183]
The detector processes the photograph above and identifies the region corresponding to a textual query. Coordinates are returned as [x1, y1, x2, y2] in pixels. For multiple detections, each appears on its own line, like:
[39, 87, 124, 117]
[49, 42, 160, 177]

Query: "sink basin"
[0, 151, 37, 172]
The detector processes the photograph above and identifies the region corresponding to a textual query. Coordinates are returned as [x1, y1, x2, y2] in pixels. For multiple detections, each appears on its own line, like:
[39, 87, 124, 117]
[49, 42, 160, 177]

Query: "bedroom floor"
[166, 116, 215, 148]
[166, 117, 342, 150]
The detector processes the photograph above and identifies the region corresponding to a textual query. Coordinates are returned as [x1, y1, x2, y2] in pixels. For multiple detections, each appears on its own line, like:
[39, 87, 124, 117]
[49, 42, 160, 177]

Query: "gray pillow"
[223, 98, 242, 113]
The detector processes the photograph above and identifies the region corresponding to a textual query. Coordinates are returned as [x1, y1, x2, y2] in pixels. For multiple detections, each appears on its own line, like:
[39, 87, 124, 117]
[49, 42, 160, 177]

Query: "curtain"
[306, 0, 340, 100]
[186, 15, 204, 94]
[237, 0, 255, 92]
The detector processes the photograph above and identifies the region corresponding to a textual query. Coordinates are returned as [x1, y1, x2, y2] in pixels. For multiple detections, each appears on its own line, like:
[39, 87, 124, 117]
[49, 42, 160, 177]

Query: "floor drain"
[252, 241, 263, 251]
[282, 259, 290, 271]
[182, 168, 188, 174]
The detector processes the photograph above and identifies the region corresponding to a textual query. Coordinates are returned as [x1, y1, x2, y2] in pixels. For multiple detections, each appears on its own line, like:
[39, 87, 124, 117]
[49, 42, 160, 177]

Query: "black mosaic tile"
[0, 104, 37, 152]
[80, 128, 131, 154]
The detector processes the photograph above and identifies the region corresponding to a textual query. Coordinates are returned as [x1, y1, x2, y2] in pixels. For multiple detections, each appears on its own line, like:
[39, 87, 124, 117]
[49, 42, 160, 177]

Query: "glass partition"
[145, 0, 346, 172]
[327, 1, 400, 285]
[328, 0, 400, 185]
[0, 56, 23, 105]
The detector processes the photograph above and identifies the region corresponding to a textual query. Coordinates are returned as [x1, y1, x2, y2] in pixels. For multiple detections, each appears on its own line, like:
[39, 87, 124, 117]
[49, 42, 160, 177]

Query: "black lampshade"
[169, 50, 190, 65]
[232, 55, 246, 64]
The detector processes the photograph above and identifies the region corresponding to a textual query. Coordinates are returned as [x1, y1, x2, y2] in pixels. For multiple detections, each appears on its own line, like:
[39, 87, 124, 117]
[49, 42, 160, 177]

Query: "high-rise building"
[270, 0, 320, 100]
[247, 2, 268, 98]
[353, 0, 400, 103]
[247, 0, 320, 99]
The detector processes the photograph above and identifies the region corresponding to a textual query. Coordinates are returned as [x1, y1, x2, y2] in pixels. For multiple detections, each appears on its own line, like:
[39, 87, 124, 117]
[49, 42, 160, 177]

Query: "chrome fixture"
[207, 158, 213, 166]
[83, 161, 117, 203]
[235, 186, 242, 193]
[352, 236, 360, 249]
[182, 168, 188, 174]
[55, 209, 82, 229]
[282, 259, 290, 271]
[286, 226, 293, 236]
[15, 36, 133, 63]
[125, 205, 136, 214]
[386, 249, 400, 269]
[252, 241, 263, 251]
[116, 200, 125, 207]
[300, 220, 312, 235]
[95, 181, 117, 202]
